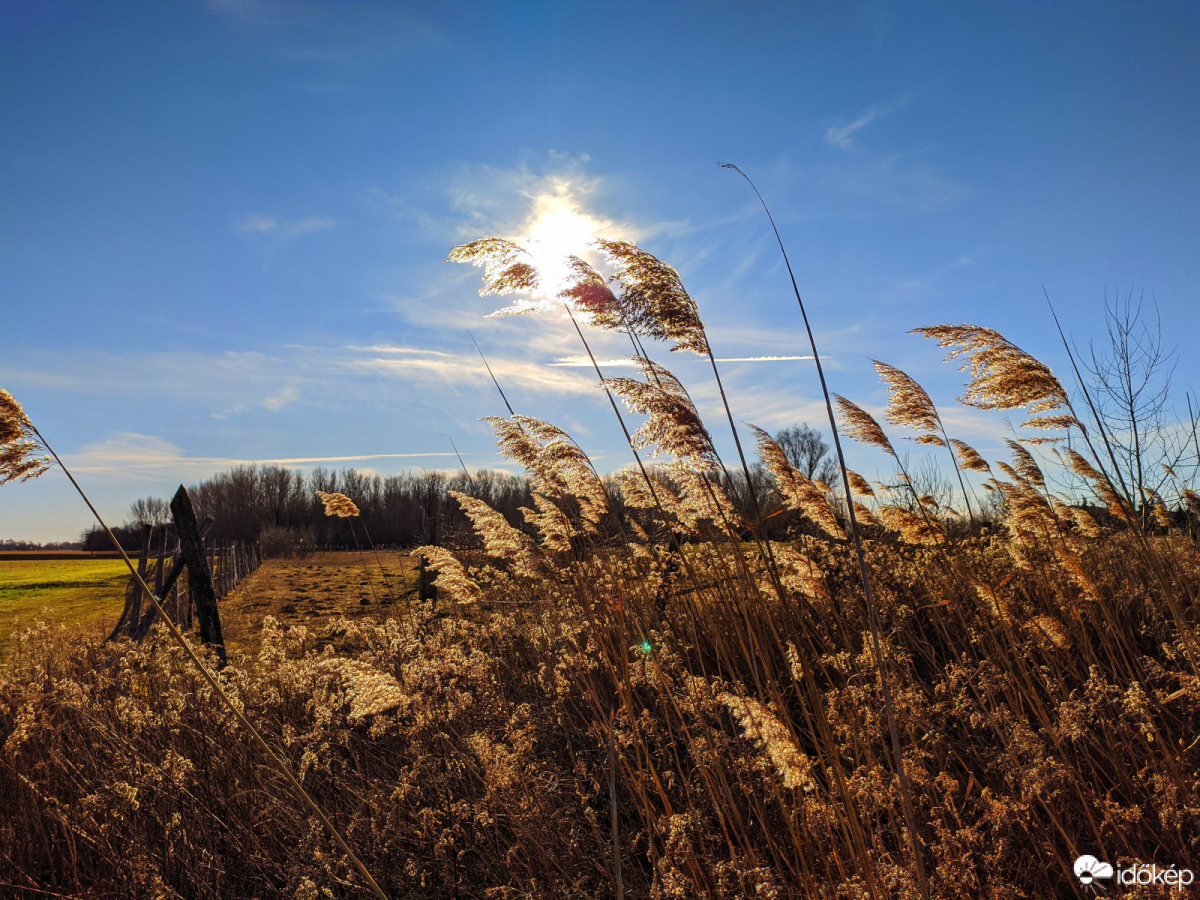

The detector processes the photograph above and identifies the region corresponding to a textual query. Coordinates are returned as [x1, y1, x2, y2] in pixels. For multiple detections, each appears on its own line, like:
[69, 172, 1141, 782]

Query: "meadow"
[0, 557, 131, 657]
[1, 225, 1198, 898]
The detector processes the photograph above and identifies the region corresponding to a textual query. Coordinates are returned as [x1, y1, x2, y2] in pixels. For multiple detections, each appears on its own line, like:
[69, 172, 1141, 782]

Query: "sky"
[2, 0, 1198, 541]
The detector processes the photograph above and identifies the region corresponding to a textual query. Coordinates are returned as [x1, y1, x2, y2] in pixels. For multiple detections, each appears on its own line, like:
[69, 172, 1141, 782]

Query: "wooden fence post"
[171, 486, 226, 664]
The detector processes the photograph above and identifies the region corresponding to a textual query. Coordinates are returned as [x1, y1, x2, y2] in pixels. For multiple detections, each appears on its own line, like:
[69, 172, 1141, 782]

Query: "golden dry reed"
[3, 241, 1199, 900]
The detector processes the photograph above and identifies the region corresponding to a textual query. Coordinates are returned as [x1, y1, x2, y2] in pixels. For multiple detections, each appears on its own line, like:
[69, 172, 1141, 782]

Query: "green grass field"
[0, 558, 130, 659]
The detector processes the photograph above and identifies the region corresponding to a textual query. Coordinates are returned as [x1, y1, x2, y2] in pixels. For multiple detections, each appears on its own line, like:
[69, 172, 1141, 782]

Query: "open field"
[0, 552, 423, 661]
[220, 551, 421, 651]
[0, 558, 131, 657]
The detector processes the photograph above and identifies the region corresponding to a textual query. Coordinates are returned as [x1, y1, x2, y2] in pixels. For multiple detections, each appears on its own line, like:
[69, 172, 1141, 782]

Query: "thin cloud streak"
[235, 213, 338, 238]
[548, 355, 815, 367]
[63, 432, 463, 481]
[825, 109, 880, 148]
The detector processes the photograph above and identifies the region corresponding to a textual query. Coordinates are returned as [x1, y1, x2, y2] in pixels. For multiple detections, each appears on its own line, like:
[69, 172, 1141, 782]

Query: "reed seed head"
[750, 424, 845, 540]
[910, 324, 1078, 437]
[1, 389, 51, 486]
[1004, 440, 1046, 489]
[448, 237, 557, 318]
[950, 439, 991, 474]
[845, 469, 874, 497]
[558, 256, 624, 331]
[875, 504, 942, 545]
[605, 359, 718, 472]
[594, 239, 710, 356]
[833, 395, 896, 457]
[316, 491, 360, 518]
[873, 360, 944, 441]
[412, 545, 481, 603]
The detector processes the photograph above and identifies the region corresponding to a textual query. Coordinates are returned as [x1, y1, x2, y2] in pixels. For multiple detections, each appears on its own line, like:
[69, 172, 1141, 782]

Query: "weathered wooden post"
[154, 527, 168, 621]
[171, 486, 226, 664]
[132, 525, 152, 630]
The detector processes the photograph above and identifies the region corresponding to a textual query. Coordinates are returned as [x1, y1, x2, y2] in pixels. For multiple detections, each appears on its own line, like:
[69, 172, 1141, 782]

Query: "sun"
[521, 194, 608, 297]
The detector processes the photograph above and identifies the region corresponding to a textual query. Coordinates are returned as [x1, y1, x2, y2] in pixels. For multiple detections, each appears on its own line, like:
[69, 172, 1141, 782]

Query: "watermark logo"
[1074, 855, 1194, 892]
[1074, 856, 1113, 892]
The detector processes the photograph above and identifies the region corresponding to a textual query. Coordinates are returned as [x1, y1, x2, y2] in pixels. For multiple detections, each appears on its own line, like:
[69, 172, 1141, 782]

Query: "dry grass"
[1, 528, 1197, 899]
[3, 237, 1199, 899]
[219, 551, 420, 652]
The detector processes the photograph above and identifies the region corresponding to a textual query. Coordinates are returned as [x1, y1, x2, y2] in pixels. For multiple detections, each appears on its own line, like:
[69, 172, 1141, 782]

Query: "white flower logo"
[1074, 855, 1114, 887]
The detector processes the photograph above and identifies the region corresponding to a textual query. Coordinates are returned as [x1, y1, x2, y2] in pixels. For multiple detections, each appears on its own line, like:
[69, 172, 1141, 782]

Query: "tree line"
[83, 425, 843, 554]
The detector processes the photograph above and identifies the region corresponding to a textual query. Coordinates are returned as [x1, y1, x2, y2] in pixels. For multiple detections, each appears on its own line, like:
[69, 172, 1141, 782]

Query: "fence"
[110, 526, 261, 641]
[207, 541, 263, 598]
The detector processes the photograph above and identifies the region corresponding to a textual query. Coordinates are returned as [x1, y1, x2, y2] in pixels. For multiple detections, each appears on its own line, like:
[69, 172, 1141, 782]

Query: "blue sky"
[2, 0, 1197, 541]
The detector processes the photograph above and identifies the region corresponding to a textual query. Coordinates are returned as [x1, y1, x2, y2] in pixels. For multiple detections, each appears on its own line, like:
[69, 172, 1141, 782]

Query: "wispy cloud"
[66, 433, 460, 481]
[340, 344, 596, 395]
[825, 109, 880, 148]
[548, 355, 815, 367]
[1, 337, 603, 420]
[235, 214, 338, 238]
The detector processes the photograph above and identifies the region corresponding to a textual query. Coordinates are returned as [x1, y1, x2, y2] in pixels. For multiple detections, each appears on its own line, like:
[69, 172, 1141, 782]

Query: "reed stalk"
[722, 162, 931, 900]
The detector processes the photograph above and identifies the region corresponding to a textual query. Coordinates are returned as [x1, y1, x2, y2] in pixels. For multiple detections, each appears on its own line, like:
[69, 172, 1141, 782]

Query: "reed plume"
[1184, 489, 1200, 516]
[483, 415, 570, 497]
[670, 462, 744, 533]
[749, 425, 845, 540]
[448, 238, 553, 318]
[845, 469, 874, 497]
[0, 389, 51, 485]
[1062, 447, 1135, 524]
[852, 501, 880, 528]
[833, 395, 896, 457]
[1141, 488, 1172, 529]
[875, 361, 980, 517]
[873, 361, 945, 446]
[450, 490, 544, 574]
[1004, 440, 1046, 489]
[593, 239, 710, 356]
[950, 438, 991, 474]
[875, 505, 943, 545]
[559, 255, 624, 331]
[1069, 506, 1103, 538]
[910, 324, 1078, 437]
[316, 490, 361, 518]
[770, 544, 831, 605]
[719, 694, 815, 792]
[604, 358, 718, 472]
[411, 545, 481, 604]
[513, 415, 609, 525]
[521, 492, 577, 553]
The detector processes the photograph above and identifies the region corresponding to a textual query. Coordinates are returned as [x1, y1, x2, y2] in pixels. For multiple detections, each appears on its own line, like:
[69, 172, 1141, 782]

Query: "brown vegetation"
[3, 215, 1199, 898]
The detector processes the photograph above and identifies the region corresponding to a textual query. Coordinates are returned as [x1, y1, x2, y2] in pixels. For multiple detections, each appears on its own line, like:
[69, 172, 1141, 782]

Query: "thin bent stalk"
[346, 517, 382, 605]
[564, 307, 713, 604]
[28, 424, 390, 900]
[722, 163, 931, 900]
[1044, 289, 1136, 507]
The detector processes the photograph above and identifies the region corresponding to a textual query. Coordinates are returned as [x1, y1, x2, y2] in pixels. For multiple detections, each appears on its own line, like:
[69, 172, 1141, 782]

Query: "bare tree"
[774, 424, 838, 485]
[1083, 289, 1182, 524]
[127, 496, 171, 528]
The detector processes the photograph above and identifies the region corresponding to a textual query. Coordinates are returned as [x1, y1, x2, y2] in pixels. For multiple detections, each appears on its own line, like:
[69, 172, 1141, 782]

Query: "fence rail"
[207, 540, 263, 598]
[109, 523, 261, 642]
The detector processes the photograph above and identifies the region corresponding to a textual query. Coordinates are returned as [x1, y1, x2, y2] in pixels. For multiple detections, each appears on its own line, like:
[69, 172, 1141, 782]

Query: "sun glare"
[522, 195, 608, 297]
